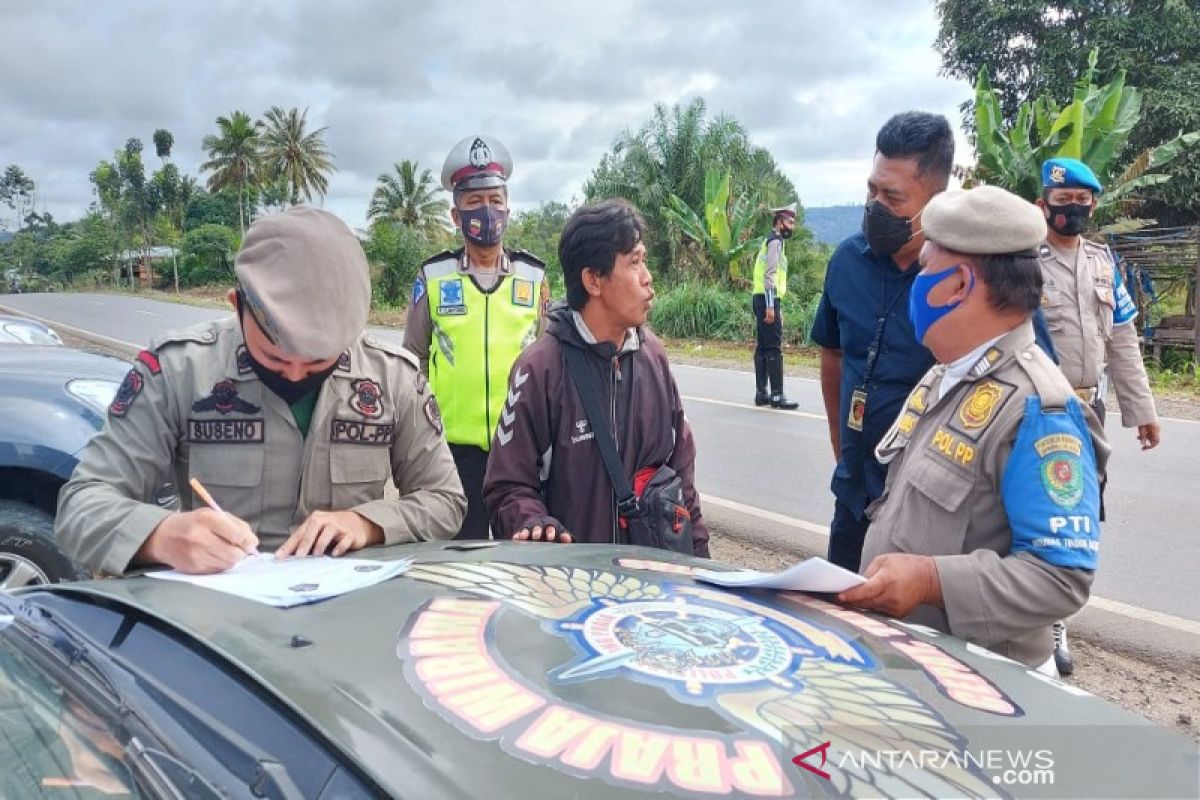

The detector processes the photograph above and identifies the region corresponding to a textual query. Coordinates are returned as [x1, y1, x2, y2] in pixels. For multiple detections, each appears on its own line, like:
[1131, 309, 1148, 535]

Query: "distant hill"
[0, 231, 13, 244]
[804, 205, 862, 246]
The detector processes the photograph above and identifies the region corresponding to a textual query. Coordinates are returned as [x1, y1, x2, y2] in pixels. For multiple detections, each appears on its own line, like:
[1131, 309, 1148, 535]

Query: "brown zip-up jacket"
[483, 304, 709, 556]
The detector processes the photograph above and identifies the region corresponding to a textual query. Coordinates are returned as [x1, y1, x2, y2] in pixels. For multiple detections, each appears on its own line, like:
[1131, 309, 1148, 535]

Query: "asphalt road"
[4, 292, 1199, 630]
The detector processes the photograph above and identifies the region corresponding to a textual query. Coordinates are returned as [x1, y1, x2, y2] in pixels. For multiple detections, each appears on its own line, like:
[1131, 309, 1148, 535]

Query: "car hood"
[0, 344, 128, 381]
[42, 543, 1199, 799]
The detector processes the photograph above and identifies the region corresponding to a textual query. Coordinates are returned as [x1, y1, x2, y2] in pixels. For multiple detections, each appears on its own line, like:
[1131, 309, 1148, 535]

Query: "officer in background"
[57, 207, 466, 575]
[403, 135, 549, 539]
[1035, 157, 1160, 675]
[839, 186, 1109, 673]
[751, 203, 799, 409]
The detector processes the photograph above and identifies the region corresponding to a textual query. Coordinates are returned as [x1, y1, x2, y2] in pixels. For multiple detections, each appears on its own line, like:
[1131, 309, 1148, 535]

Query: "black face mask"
[779, 227, 794, 240]
[862, 200, 915, 256]
[235, 294, 336, 404]
[1045, 202, 1092, 236]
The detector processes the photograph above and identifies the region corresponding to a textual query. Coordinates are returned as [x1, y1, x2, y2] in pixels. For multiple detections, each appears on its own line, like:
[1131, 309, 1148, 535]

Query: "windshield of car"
[0, 636, 145, 798]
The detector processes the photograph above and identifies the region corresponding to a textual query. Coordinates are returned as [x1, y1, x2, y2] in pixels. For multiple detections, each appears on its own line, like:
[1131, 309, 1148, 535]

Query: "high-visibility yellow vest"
[425, 253, 544, 450]
[752, 233, 788, 297]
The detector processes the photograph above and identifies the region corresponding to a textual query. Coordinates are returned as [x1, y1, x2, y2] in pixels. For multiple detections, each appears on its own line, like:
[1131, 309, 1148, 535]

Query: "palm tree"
[585, 98, 797, 276]
[200, 111, 262, 235]
[367, 160, 449, 237]
[259, 106, 336, 207]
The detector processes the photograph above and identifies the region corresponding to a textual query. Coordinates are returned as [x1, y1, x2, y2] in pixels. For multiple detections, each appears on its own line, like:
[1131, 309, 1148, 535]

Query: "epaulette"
[1080, 238, 1108, 255]
[362, 333, 420, 370]
[148, 319, 224, 352]
[508, 249, 546, 268]
[420, 249, 462, 268]
[1013, 345, 1071, 410]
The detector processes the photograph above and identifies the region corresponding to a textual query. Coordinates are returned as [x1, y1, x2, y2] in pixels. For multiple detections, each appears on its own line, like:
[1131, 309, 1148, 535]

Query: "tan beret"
[235, 207, 370, 360]
[921, 186, 1047, 255]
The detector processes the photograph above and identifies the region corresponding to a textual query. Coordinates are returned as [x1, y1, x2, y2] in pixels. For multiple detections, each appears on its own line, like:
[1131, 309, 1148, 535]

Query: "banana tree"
[663, 169, 760, 285]
[972, 49, 1199, 223]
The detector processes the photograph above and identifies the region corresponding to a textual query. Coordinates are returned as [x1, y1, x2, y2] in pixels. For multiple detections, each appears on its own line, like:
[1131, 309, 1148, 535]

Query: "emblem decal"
[350, 378, 383, 419]
[109, 369, 143, 417]
[337, 351, 352, 372]
[424, 395, 444, 435]
[1036, 433, 1085, 509]
[1049, 164, 1066, 184]
[512, 278, 535, 308]
[414, 371, 428, 395]
[411, 277, 426, 306]
[469, 137, 492, 168]
[331, 418, 395, 445]
[192, 380, 261, 415]
[399, 562, 1016, 798]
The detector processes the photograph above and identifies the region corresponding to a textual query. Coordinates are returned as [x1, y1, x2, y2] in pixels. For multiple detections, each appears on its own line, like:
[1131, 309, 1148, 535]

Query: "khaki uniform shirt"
[1039, 239, 1157, 427]
[862, 322, 1110, 667]
[56, 317, 466, 575]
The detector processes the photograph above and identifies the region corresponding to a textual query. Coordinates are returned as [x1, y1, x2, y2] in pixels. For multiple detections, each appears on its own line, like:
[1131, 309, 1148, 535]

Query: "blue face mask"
[909, 264, 974, 345]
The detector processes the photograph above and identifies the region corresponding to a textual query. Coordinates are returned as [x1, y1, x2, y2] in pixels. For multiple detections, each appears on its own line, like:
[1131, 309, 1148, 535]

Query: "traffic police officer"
[403, 135, 548, 539]
[751, 203, 799, 409]
[57, 207, 466, 575]
[1036, 157, 1160, 674]
[839, 186, 1109, 673]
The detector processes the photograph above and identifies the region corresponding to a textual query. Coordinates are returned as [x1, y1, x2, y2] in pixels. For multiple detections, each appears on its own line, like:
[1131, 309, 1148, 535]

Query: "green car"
[1, 542, 1196, 798]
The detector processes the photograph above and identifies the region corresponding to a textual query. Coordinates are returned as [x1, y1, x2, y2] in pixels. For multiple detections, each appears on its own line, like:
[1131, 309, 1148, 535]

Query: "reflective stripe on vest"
[752, 234, 788, 297]
[427, 258, 544, 450]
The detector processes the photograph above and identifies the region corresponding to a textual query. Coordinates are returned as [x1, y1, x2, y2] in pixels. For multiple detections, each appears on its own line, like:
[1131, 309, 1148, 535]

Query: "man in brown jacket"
[483, 199, 709, 556]
[838, 186, 1108, 672]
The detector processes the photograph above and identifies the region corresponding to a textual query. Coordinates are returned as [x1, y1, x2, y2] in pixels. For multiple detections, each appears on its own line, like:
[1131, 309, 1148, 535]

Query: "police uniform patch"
[337, 351, 352, 372]
[969, 348, 1003, 379]
[424, 394, 444, 435]
[512, 277, 535, 308]
[412, 278, 426, 306]
[235, 345, 253, 375]
[187, 418, 264, 443]
[438, 279, 467, 315]
[906, 386, 928, 414]
[1035, 433, 1085, 509]
[1049, 164, 1066, 184]
[109, 369, 143, 417]
[135, 349, 161, 375]
[950, 379, 1014, 440]
[331, 418, 395, 445]
[929, 425, 977, 468]
[350, 378, 384, 419]
[192, 381, 261, 415]
[897, 410, 919, 435]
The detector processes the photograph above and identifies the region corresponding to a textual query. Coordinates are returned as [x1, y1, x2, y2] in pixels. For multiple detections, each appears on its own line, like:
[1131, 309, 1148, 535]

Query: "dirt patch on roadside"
[709, 535, 1200, 744]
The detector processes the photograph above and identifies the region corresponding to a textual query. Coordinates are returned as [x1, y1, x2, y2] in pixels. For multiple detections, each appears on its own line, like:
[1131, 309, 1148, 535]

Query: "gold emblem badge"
[958, 380, 1004, 430]
[907, 386, 928, 414]
[1049, 164, 1066, 184]
[512, 278, 535, 307]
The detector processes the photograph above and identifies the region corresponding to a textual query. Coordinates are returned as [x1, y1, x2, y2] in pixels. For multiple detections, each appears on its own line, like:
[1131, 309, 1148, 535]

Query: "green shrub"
[650, 282, 753, 341]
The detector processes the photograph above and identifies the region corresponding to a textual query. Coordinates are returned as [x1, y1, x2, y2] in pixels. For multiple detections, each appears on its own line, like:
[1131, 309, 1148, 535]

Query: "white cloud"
[0, 0, 972, 229]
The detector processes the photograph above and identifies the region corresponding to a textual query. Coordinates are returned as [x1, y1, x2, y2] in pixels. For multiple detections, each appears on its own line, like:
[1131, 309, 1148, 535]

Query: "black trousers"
[827, 499, 870, 572]
[449, 443, 491, 539]
[752, 294, 783, 396]
[752, 294, 782, 355]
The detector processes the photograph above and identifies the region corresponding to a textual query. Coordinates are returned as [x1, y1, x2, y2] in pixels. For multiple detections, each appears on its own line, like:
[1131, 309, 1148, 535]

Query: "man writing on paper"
[838, 186, 1109, 673]
[57, 207, 466, 575]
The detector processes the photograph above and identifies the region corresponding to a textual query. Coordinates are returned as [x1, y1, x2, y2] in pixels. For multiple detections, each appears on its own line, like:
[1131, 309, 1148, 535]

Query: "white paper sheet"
[145, 553, 413, 607]
[693, 557, 865, 593]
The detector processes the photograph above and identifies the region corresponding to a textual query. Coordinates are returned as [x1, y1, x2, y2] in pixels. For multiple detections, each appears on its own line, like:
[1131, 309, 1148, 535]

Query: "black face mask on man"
[235, 291, 337, 404]
[1045, 202, 1092, 237]
[862, 200, 916, 257]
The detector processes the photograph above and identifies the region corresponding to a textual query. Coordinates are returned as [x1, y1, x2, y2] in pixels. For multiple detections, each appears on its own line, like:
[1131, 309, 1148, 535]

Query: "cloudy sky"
[1, 0, 972, 230]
